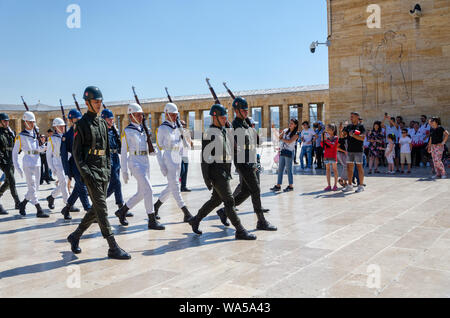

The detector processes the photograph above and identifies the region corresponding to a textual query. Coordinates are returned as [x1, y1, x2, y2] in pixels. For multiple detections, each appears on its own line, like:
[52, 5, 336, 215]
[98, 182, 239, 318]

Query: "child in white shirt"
[399, 129, 412, 173]
[383, 134, 396, 174]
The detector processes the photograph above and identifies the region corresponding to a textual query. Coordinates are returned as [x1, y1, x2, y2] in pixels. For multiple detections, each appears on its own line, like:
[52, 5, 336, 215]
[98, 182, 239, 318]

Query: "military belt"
[131, 151, 148, 156]
[5, 147, 13, 151]
[26, 150, 39, 155]
[111, 149, 119, 154]
[88, 149, 106, 156]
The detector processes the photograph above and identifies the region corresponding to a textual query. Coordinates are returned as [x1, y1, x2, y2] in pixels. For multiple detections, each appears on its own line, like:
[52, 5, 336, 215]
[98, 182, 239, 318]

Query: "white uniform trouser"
[159, 152, 185, 208]
[23, 166, 40, 205]
[51, 166, 69, 204]
[126, 164, 155, 214]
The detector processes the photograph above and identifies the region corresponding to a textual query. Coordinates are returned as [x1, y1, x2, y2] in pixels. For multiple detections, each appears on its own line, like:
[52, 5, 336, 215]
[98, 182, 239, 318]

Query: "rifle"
[222, 81, 253, 127]
[131, 86, 155, 154]
[164, 87, 188, 147]
[205, 78, 231, 128]
[59, 99, 68, 125]
[101, 102, 121, 150]
[72, 94, 82, 112]
[205, 78, 221, 105]
[223, 82, 236, 100]
[20, 96, 42, 145]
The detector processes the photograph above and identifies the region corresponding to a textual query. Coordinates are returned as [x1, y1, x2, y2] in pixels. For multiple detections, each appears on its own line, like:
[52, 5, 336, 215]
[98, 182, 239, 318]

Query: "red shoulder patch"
[74, 132, 78, 138]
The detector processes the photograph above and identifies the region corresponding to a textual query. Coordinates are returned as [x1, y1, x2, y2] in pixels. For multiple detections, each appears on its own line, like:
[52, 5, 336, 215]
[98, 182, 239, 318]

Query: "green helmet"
[209, 104, 228, 117]
[83, 86, 103, 101]
[232, 97, 248, 110]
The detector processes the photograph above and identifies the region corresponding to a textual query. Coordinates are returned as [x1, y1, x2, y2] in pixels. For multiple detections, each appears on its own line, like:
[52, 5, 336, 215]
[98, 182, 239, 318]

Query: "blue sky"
[0, 0, 328, 105]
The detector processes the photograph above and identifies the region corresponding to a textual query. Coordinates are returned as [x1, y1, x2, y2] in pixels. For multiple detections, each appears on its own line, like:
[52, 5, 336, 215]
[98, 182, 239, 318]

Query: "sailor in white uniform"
[114, 103, 165, 230]
[45, 118, 69, 212]
[13, 111, 49, 217]
[153, 103, 193, 223]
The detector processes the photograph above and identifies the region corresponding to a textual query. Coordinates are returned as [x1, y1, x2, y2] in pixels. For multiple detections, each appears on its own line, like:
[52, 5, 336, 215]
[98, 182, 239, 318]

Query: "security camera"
[310, 41, 318, 54]
[410, 4, 422, 18]
[309, 40, 330, 54]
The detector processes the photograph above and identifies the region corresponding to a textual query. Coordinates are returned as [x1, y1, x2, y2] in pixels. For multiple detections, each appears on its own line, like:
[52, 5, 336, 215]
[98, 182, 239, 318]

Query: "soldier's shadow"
[0, 218, 74, 234]
[0, 251, 107, 280]
[138, 227, 237, 257]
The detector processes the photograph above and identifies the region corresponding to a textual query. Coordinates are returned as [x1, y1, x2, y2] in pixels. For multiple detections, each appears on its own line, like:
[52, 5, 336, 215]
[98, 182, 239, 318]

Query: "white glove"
[122, 172, 129, 184]
[17, 168, 24, 179]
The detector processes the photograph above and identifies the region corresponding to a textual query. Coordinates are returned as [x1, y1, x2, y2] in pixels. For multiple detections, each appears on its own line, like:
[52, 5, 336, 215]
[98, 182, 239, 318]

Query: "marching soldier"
[0, 113, 21, 214]
[226, 97, 277, 231]
[60, 109, 90, 220]
[45, 118, 70, 211]
[67, 86, 130, 260]
[114, 103, 164, 230]
[13, 111, 49, 217]
[153, 103, 193, 223]
[189, 104, 256, 240]
[101, 109, 132, 218]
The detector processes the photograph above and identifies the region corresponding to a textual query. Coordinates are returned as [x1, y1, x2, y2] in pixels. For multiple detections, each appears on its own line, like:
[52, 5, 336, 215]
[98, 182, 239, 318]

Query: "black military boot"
[215, 208, 230, 226]
[0, 204, 8, 215]
[148, 213, 165, 230]
[46, 195, 55, 210]
[118, 203, 133, 217]
[61, 205, 72, 220]
[69, 206, 80, 212]
[114, 204, 129, 226]
[256, 212, 277, 231]
[154, 200, 162, 220]
[67, 227, 83, 254]
[18, 199, 28, 216]
[189, 215, 203, 235]
[14, 198, 21, 210]
[106, 236, 131, 260]
[181, 206, 193, 223]
[36, 204, 49, 218]
[235, 224, 257, 240]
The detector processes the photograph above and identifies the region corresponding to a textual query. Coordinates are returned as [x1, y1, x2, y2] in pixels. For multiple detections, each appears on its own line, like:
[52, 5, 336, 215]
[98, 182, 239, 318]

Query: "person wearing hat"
[67, 86, 130, 260]
[153, 102, 193, 223]
[45, 118, 70, 211]
[222, 97, 277, 232]
[13, 111, 49, 217]
[101, 109, 132, 218]
[114, 103, 164, 230]
[60, 109, 90, 220]
[0, 113, 21, 214]
[189, 104, 256, 240]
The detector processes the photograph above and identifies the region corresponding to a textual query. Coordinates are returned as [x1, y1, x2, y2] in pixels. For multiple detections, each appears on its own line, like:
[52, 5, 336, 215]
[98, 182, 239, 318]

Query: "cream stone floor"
[0, 151, 449, 298]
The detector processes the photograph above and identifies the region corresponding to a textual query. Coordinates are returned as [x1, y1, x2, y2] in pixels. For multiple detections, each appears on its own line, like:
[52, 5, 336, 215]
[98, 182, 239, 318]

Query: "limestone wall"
[327, 0, 450, 127]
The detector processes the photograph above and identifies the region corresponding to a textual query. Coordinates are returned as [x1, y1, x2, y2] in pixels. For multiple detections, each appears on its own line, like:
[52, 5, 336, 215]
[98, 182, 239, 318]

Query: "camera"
[310, 42, 317, 54]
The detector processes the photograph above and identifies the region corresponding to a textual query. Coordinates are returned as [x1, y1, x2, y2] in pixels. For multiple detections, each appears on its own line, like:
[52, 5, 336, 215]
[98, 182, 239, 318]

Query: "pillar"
[280, 104, 289, 128]
[262, 105, 270, 131]
[151, 112, 159, 138]
[303, 104, 310, 124]
[195, 110, 203, 134]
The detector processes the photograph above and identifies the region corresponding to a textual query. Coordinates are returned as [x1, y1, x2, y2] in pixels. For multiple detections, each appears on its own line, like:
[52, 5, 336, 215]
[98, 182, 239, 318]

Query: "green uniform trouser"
[197, 171, 242, 229]
[233, 164, 263, 213]
[78, 180, 113, 238]
[0, 164, 20, 203]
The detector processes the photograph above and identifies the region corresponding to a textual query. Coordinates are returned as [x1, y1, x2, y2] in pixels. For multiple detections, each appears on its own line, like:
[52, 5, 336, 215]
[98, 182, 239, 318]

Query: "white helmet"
[127, 103, 143, 114]
[164, 103, 179, 114]
[52, 118, 65, 127]
[23, 111, 36, 122]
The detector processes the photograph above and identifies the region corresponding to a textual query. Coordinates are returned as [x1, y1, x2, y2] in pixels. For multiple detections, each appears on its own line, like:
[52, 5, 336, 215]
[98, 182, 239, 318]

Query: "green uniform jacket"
[201, 125, 232, 188]
[232, 117, 257, 169]
[0, 127, 16, 166]
[73, 111, 111, 184]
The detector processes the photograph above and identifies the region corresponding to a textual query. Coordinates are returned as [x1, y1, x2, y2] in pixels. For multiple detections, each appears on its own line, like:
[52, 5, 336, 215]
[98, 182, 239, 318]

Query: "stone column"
[195, 110, 203, 134]
[303, 104, 310, 123]
[280, 104, 289, 128]
[262, 105, 270, 131]
[151, 112, 159, 137]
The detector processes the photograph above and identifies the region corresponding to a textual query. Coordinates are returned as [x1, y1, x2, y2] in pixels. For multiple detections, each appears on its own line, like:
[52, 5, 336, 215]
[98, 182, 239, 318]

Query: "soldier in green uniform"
[0, 113, 21, 214]
[67, 86, 130, 260]
[228, 97, 277, 231]
[189, 104, 256, 240]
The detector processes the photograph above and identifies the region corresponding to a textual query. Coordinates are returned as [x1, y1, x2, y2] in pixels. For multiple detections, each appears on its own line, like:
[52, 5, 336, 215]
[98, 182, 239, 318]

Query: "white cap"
[127, 103, 143, 114]
[164, 103, 179, 114]
[23, 111, 36, 122]
[52, 118, 65, 127]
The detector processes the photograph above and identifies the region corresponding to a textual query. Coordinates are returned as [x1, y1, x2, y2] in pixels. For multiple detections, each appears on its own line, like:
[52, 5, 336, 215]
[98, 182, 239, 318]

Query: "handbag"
[280, 149, 293, 158]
